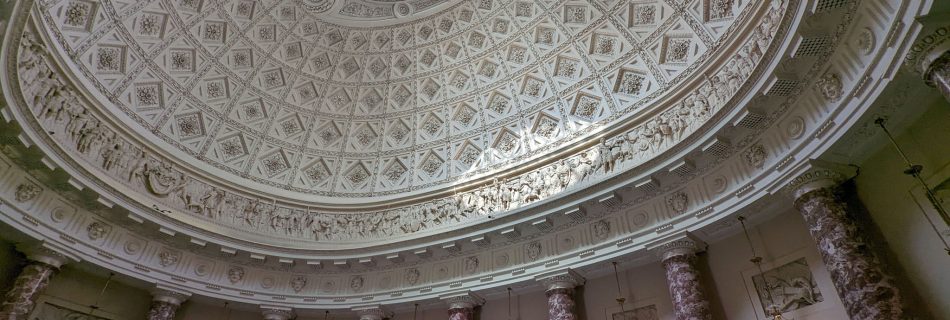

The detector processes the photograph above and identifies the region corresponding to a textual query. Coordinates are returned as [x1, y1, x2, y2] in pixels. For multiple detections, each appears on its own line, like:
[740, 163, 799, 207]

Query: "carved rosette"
[147, 287, 191, 320]
[792, 187, 904, 319]
[657, 237, 711, 320]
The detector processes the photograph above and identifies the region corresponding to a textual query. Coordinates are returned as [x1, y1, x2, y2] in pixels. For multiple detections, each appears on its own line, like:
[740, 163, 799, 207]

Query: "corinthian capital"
[651, 234, 704, 261]
[150, 285, 191, 305]
[441, 291, 486, 309]
[353, 305, 389, 320]
[536, 269, 585, 291]
[261, 305, 294, 320]
[783, 160, 856, 199]
[17, 242, 79, 269]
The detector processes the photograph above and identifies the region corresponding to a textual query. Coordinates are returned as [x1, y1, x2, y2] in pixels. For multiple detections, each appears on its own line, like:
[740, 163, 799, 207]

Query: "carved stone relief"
[592, 220, 611, 239]
[14, 183, 41, 202]
[290, 276, 308, 293]
[157, 250, 180, 267]
[405, 268, 420, 285]
[744, 144, 768, 169]
[818, 73, 844, 102]
[86, 222, 108, 240]
[667, 192, 689, 215]
[228, 267, 246, 284]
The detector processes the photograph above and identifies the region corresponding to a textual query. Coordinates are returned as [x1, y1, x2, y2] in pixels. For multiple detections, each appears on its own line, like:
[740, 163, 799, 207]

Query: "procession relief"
[12, 1, 786, 242]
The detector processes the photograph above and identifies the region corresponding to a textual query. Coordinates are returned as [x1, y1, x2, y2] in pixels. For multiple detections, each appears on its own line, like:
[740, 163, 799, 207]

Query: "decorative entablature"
[0, 0, 925, 311]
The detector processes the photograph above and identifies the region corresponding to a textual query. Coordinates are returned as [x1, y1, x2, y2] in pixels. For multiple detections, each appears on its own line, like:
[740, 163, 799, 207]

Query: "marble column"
[0, 245, 74, 320]
[786, 166, 904, 319]
[261, 306, 293, 320]
[146, 287, 191, 320]
[441, 291, 484, 320]
[536, 269, 585, 320]
[923, 50, 950, 103]
[353, 305, 388, 320]
[657, 236, 711, 320]
[909, 27, 950, 104]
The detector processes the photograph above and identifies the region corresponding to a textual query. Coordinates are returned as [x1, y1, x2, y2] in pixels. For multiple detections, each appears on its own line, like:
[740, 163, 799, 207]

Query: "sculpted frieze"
[11, 0, 789, 244]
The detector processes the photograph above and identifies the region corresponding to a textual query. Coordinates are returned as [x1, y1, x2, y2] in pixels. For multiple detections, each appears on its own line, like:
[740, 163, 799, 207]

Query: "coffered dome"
[3, 0, 934, 313]
[19, 0, 785, 250]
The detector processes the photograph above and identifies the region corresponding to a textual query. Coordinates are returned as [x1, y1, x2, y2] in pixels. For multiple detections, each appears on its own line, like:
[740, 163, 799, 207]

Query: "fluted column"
[261, 306, 293, 320]
[353, 305, 388, 320]
[786, 165, 904, 319]
[146, 286, 191, 320]
[656, 236, 711, 320]
[536, 269, 585, 320]
[441, 291, 484, 320]
[0, 245, 75, 320]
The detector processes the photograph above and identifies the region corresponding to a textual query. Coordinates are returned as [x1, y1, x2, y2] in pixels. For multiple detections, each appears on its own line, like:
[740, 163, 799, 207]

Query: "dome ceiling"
[24, 0, 782, 248]
[3, 0, 924, 308]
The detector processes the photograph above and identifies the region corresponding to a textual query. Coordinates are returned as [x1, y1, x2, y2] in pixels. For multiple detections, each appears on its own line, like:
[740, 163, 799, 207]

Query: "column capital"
[16, 242, 79, 269]
[353, 305, 389, 320]
[536, 269, 585, 291]
[150, 285, 191, 306]
[440, 291, 485, 309]
[904, 24, 950, 76]
[261, 305, 294, 320]
[783, 160, 856, 199]
[651, 234, 705, 262]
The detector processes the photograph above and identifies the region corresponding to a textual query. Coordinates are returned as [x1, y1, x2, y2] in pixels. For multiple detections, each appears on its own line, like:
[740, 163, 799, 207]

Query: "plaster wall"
[0, 241, 23, 295]
[853, 96, 950, 319]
